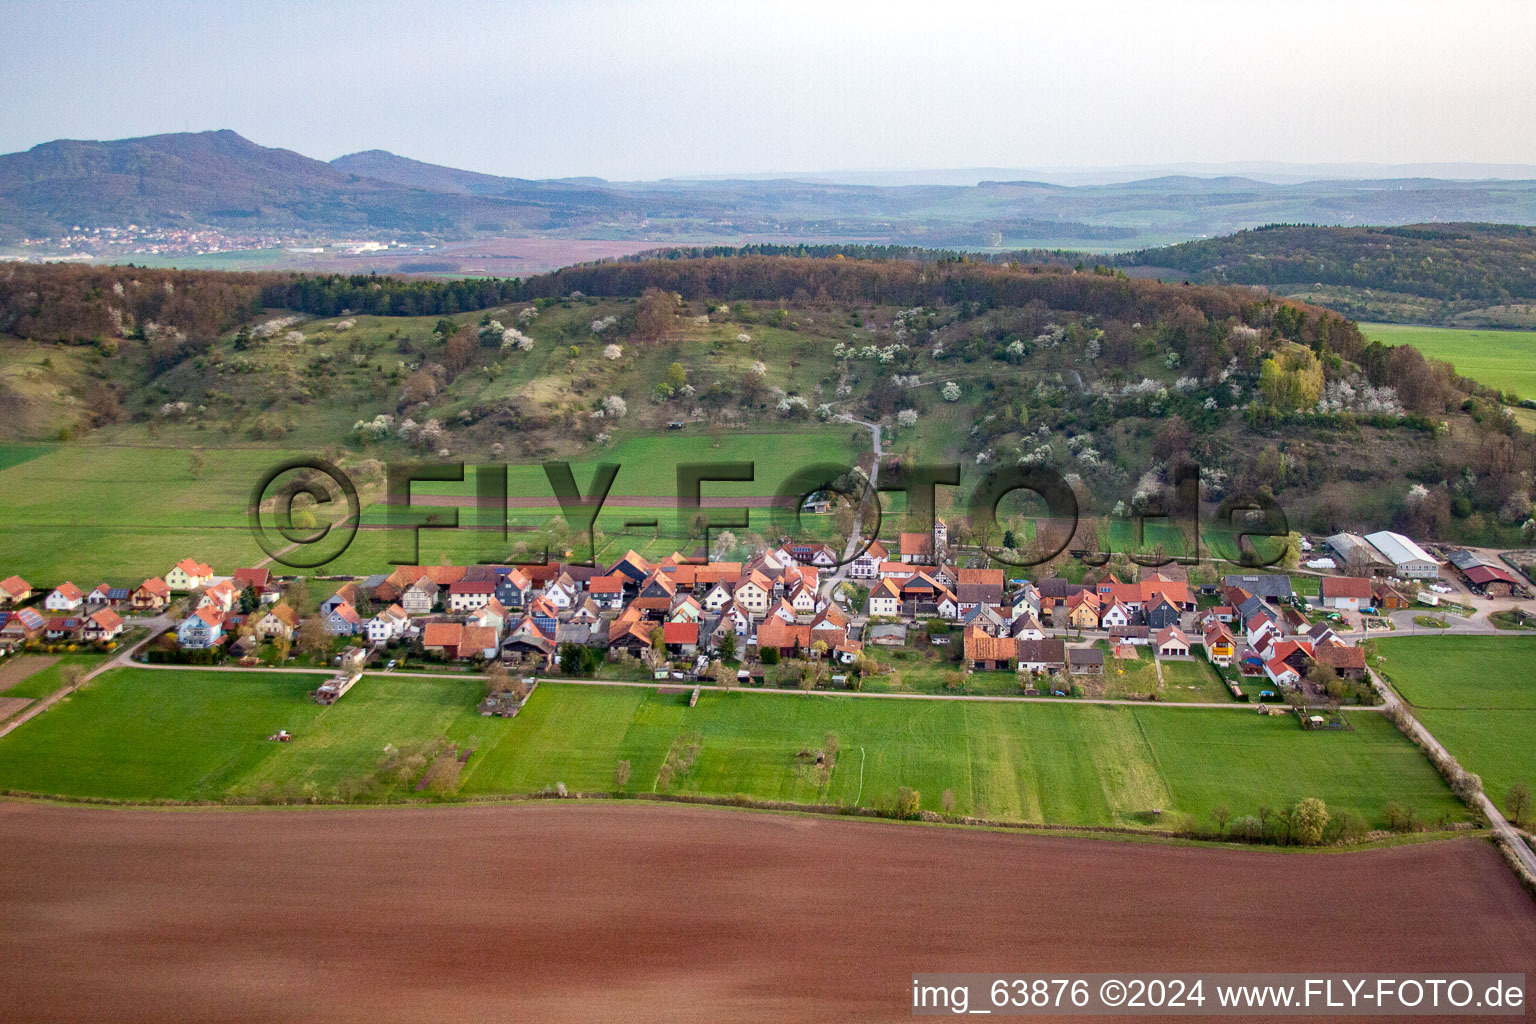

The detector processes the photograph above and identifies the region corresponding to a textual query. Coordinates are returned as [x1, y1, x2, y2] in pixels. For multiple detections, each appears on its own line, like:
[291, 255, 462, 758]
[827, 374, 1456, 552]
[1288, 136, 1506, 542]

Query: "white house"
[44, 582, 84, 612]
[848, 540, 888, 579]
[1099, 600, 1134, 629]
[446, 581, 496, 613]
[367, 604, 410, 644]
[868, 579, 901, 618]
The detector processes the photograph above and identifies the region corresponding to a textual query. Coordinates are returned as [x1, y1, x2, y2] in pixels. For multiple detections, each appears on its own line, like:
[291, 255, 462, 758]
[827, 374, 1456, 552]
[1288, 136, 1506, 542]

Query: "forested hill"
[1119, 223, 1536, 325]
[0, 258, 1362, 360]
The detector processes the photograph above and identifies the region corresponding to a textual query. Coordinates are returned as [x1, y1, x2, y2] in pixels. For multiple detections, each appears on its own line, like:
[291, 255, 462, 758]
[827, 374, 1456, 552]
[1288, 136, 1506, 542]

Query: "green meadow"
[1363, 322, 1536, 400]
[0, 653, 112, 699]
[0, 669, 1465, 830]
[1373, 636, 1536, 807]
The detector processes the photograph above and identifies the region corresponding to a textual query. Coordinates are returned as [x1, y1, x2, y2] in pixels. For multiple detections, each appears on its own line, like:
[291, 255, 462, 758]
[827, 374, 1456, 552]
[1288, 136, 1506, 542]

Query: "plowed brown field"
[2, 802, 1532, 1023]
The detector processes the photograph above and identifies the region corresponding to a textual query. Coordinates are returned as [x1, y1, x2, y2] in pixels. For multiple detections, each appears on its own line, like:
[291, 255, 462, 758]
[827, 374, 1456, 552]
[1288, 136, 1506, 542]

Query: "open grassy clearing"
[0, 443, 298, 580]
[395, 430, 863, 501]
[231, 675, 492, 797]
[0, 444, 291, 528]
[0, 443, 51, 472]
[1362, 322, 1536, 400]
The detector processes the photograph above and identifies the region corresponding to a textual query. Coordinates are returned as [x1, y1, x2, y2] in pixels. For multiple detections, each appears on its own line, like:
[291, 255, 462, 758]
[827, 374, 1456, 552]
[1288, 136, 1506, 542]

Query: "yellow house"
[1203, 623, 1236, 667]
[733, 571, 773, 616]
[166, 558, 215, 592]
[1066, 591, 1100, 630]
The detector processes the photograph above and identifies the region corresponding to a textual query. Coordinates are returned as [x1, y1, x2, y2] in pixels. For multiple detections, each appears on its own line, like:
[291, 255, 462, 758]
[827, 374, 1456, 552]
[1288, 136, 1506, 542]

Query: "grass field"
[0, 671, 1464, 829]
[460, 684, 1463, 828]
[1373, 636, 1536, 809]
[0, 429, 862, 582]
[0, 653, 110, 699]
[1363, 323, 1536, 400]
[0, 669, 333, 800]
[1373, 636, 1536, 709]
[0, 444, 296, 581]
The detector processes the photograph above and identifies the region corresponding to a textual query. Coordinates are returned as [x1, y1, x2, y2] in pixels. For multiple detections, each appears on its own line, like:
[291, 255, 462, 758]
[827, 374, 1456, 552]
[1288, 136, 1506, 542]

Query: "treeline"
[256, 274, 530, 318]
[3, 255, 1371, 376]
[0, 264, 537, 341]
[615, 242, 1080, 266]
[1120, 223, 1536, 304]
[0, 263, 264, 342]
[523, 254, 1367, 358]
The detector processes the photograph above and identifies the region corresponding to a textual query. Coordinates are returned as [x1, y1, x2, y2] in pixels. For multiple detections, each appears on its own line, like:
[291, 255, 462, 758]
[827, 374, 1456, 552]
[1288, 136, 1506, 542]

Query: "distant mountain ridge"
[7, 130, 1536, 249]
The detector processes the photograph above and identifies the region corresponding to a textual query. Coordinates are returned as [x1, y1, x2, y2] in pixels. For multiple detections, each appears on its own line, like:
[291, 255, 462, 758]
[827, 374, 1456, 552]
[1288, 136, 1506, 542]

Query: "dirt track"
[2, 802, 1533, 1023]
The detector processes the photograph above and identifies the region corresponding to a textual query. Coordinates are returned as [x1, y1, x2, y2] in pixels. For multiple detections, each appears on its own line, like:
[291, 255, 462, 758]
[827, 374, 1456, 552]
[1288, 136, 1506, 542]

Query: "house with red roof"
[1319, 576, 1373, 611]
[166, 558, 215, 592]
[176, 606, 225, 649]
[662, 620, 699, 655]
[132, 577, 172, 611]
[0, 575, 32, 606]
[84, 607, 125, 643]
[1155, 626, 1190, 658]
[45, 582, 84, 612]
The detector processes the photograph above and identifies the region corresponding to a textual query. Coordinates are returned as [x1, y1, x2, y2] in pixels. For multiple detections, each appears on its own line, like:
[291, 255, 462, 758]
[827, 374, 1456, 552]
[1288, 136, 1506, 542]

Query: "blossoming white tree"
[942, 381, 961, 402]
[897, 408, 919, 428]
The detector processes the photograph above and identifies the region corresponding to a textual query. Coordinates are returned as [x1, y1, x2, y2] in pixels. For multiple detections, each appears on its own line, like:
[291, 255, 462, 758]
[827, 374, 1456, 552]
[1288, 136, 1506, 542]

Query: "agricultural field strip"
[0, 670, 1465, 827]
[94, 662, 1355, 709]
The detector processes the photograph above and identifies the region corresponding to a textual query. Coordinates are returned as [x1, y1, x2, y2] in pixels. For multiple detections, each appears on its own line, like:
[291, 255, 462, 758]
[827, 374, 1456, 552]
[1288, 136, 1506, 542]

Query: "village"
[1, 517, 1529, 713]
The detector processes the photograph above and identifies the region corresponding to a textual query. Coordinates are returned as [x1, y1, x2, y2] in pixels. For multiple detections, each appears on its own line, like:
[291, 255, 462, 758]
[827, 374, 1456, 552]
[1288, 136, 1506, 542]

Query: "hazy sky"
[5, 0, 1535, 179]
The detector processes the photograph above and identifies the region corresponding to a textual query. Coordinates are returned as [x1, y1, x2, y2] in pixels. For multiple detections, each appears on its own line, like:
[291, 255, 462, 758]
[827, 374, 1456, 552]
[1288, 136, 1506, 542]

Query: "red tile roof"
[1320, 576, 1373, 600]
[422, 622, 464, 648]
[662, 622, 698, 645]
[88, 608, 123, 631]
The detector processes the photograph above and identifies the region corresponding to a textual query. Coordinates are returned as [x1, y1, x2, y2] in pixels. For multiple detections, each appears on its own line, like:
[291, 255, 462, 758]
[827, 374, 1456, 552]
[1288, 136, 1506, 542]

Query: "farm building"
[1319, 576, 1373, 611]
[1222, 574, 1292, 603]
[1312, 642, 1367, 680]
[1015, 638, 1066, 674]
[963, 627, 1014, 670]
[1364, 531, 1439, 580]
[1067, 646, 1104, 675]
[1444, 549, 1526, 597]
[1325, 533, 1390, 574]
